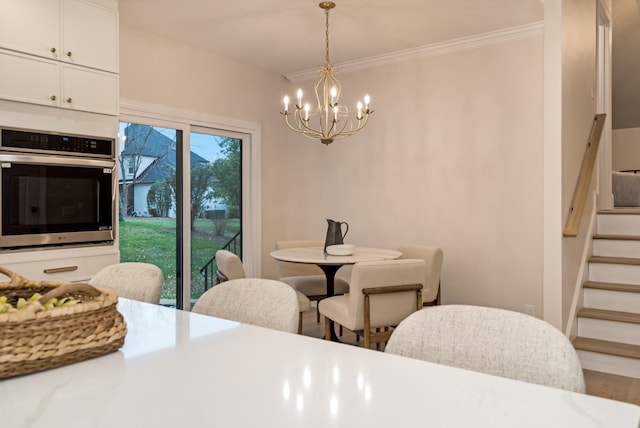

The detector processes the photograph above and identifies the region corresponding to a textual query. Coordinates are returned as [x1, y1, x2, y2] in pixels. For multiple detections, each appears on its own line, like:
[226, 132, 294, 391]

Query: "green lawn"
[119, 217, 240, 300]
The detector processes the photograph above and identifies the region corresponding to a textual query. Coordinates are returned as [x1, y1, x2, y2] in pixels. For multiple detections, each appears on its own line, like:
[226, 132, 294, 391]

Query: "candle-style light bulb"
[304, 103, 310, 121]
[333, 106, 338, 122]
[330, 87, 337, 105]
[357, 101, 363, 120]
[297, 89, 303, 107]
[364, 95, 370, 110]
[283, 95, 289, 113]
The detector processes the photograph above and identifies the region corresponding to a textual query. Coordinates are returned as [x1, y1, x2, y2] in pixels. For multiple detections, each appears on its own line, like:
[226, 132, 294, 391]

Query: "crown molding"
[284, 21, 544, 83]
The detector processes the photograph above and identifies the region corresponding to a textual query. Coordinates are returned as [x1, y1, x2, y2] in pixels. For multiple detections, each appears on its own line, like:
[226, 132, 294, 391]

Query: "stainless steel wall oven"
[0, 127, 116, 250]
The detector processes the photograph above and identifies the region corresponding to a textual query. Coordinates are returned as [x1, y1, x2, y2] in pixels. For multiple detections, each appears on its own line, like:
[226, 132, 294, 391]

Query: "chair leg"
[324, 317, 332, 341]
[298, 312, 303, 335]
[316, 305, 320, 323]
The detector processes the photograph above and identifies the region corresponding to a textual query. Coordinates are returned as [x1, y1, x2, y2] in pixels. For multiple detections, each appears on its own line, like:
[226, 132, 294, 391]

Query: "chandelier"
[281, 2, 372, 145]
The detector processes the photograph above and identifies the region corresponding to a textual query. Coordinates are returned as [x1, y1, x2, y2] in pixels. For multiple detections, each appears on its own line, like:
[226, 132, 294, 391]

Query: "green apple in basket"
[0, 293, 79, 313]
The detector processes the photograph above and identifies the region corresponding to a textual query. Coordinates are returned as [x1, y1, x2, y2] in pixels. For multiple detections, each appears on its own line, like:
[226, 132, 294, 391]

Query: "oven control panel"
[0, 128, 114, 158]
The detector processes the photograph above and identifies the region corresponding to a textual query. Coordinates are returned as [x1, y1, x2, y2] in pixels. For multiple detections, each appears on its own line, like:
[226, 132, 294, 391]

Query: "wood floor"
[299, 308, 640, 406]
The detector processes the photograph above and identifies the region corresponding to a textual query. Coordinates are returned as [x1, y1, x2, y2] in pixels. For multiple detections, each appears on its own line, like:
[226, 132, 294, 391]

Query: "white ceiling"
[118, 0, 544, 77]
[118, 0, 640, 128]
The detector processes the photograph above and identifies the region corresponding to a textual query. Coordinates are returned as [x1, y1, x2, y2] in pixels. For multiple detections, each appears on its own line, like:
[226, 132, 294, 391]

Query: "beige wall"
[119, 25, 289, 131]
[268, 36, 545, 313]
[613, 127, 640, 171]
[119, 24, 547, 314]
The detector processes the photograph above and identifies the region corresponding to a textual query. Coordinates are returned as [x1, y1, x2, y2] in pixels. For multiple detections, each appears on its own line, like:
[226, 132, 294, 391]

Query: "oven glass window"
[2, 163, 113, 235]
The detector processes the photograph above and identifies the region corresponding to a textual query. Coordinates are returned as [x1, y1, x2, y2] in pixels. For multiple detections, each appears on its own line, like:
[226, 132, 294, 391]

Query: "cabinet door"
[62, 0, 118, 73]
[0, 49, 60, 107]
[62, 64, 118, 115]
[0, 0, 60, 60]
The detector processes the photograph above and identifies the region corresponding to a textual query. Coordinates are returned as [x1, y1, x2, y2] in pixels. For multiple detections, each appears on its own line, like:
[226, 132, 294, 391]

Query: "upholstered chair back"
[192, 278, 299, 334]
[397, 244, 443, 304]
[215, 250, 246, 281]
[386, 305, 586, 393]
[89, 262, 163, 304]
[347, 259, 426, 331]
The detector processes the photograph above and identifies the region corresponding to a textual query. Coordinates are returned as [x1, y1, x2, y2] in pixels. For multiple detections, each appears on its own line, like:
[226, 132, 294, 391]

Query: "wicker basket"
[0, 266, 127, 379]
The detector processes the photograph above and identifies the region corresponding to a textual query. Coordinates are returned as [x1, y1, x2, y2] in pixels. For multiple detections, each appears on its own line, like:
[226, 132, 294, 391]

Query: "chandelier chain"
[325, 7, 330, 66]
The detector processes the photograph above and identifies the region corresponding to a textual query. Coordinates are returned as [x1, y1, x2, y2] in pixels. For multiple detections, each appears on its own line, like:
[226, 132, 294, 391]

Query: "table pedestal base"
[318, 264, 342, 342]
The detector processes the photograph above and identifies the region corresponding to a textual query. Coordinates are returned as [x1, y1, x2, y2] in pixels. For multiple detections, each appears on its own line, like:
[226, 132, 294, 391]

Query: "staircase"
[572, 210, 640, 378]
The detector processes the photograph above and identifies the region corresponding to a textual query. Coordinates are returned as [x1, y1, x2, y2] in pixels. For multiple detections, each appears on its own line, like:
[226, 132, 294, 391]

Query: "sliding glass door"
[118, 120, 243, 309]
[189, 130, 242, 301]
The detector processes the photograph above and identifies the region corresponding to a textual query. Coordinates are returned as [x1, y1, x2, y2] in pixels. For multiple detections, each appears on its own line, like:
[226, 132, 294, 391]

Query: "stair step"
[589, 256, 640, 265]
[577, 308, 640, 324]
[575, 349, 640, 378]
[583, 283, 640, 313]
[598, 209, 640, 214]
[589, 262, 640, 285]
[573, 337, 640, 359]
[593, 234, 640, 241]
[592, 237, 640, 258]
[584, 280, 640, 293]
[596, 212, 640, 235]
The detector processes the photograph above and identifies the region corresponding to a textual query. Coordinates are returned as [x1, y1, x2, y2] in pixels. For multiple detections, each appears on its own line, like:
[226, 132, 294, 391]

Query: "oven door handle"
[0, 153, 114, 169]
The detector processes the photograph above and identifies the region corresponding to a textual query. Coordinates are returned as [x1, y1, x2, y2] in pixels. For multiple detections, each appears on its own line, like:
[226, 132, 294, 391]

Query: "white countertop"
[1, 299, 639, 428]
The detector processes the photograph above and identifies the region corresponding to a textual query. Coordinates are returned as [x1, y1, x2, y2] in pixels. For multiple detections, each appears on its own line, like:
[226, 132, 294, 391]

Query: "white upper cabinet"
[0, 0, 60, 60]
[0, 0, 118, 115]
[0, 50, 60, 108]
[62, 63, 118, 115]
[0, 0, 118, 73]
[62, 0, 118, 73]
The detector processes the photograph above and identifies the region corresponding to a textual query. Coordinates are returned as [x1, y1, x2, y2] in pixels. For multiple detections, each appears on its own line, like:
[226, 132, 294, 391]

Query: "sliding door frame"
[119, 99, 262, 310]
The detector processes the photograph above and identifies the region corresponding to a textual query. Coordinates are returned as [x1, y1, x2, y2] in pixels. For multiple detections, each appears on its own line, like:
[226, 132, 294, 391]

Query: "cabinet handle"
[66, 51, 72, 57]
[43, 266, 78, 274]
[50, 95, 57, 101]
[50, 47, 57, 53]
[66, 97, 73, 103]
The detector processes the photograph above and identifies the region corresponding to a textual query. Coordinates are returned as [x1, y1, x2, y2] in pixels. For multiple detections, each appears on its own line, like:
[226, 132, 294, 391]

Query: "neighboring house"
[120, 124, 226, 218]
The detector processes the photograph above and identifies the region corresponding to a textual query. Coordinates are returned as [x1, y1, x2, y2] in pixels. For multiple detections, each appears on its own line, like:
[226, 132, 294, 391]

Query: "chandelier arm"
[295, 111, 326, 139]
[331, 117, 349, 136]
[334, 115, 370, 138]
[285, 112, 321, 140]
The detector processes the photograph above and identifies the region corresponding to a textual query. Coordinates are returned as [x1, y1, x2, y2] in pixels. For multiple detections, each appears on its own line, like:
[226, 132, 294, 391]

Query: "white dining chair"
[385, 305, 586, 393]
[192, 278, 299, 334]
[214, 249, 311, 334]
[215, 249, 247, 284]
[318, 259, 426, 349]
[89, 262, 164, 304]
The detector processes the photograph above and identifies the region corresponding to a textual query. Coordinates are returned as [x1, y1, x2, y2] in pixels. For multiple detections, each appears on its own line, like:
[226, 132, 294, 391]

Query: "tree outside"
[210, 137, 241, 218]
